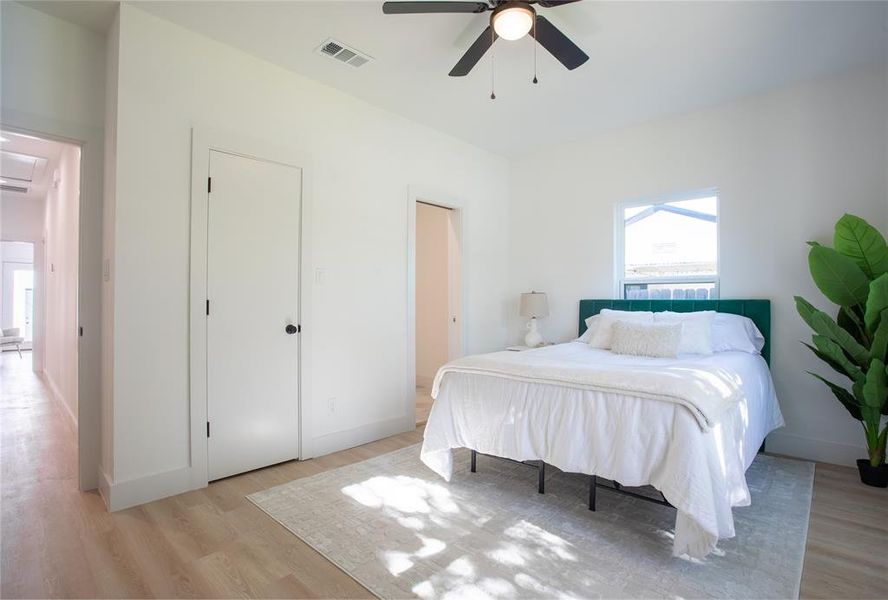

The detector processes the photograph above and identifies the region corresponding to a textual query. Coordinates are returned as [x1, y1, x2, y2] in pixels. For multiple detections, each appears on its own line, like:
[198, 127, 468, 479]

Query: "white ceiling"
[25, 1, 888, 156]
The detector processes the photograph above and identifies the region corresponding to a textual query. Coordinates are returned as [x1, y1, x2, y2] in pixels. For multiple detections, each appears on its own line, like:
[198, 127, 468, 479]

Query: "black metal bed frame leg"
[470, 450, 476, 473]
[589, 476, 597, 511]
[538, 461, 545, 494]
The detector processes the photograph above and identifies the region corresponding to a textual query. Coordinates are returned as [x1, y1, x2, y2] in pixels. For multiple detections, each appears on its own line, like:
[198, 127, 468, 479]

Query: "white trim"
[0, 111, 101, 493]
[98, 467, 112, 508]
[102, 466, 194, 511]
[614, 187, 720, 299]
[406, 186, 468, 432]
[766, 431, 866, 467]
[189, 127, 314, 490]
[310, 416, 410, 459]
[40, 370, 77, 427]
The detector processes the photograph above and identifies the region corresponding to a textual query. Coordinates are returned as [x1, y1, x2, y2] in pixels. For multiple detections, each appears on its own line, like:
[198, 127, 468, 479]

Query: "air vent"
[315, 38, 373, 68]
[1, 183, 29, 194]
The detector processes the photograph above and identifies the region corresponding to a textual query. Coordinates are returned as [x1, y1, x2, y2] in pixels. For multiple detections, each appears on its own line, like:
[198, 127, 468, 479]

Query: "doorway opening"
[1, 128, 81, 444]
[1, 241, 35, 358]
[414, 200, 462, 424]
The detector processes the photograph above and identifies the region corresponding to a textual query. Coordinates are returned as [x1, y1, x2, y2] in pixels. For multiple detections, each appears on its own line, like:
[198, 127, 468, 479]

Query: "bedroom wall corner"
[506, 63, 888, 467]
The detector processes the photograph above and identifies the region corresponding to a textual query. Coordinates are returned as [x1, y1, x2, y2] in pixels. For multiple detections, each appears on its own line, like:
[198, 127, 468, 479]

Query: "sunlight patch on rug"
[248, 446, 812, 599]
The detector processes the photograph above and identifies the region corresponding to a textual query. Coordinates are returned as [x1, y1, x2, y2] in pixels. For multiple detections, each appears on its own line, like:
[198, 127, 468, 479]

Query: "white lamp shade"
[519, 292, 549, 318]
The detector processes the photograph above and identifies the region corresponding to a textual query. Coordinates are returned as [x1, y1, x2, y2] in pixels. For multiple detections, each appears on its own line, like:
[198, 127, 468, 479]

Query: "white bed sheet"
[420, 342, 785, 558]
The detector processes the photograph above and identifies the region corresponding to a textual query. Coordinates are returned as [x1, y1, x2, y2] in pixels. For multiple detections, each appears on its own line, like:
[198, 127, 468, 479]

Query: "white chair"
[1, 328, 25, 358]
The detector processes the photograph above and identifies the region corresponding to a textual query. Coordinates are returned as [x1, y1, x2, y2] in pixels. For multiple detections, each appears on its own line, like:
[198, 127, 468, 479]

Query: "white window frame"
[614, 187, 720, 299]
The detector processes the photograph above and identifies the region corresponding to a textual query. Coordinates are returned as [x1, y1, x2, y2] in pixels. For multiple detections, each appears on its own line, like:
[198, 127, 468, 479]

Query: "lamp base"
[525, 317, 543, 348]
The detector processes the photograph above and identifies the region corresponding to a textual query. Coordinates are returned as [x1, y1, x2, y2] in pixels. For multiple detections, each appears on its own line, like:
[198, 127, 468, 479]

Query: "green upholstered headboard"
[578, 299, 771, 365]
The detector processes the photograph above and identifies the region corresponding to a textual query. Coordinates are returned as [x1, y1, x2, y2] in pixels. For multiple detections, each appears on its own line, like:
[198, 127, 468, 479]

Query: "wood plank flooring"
[2, 353, 886, 599]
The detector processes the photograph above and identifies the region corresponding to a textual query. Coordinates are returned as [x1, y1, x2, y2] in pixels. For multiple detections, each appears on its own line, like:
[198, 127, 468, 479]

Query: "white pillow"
[653, 311, 715, 355]
[588, 309, 654, 349]
[611, 321, 682, 358]
[575, 315, 600, 343]
[712, 313, 765, 354]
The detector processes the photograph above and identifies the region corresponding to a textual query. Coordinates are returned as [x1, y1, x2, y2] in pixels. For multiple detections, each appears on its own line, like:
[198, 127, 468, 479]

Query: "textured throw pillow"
[610, 321, 682, 358]
[575, 315, 600, 343]
[711, 313, 765, 354]
[653, 311, 715, 355]
[589, 310, 654, 349]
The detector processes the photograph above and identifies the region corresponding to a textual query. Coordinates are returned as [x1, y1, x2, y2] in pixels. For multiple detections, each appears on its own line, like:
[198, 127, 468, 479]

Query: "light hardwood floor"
[415, 385, 433, 424]
[2, 353, 886, 599]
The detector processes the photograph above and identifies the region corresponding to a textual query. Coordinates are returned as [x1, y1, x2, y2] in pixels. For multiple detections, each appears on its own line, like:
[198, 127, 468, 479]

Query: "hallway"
[0, 351, 413, 598]
[0, 352, 96, 596]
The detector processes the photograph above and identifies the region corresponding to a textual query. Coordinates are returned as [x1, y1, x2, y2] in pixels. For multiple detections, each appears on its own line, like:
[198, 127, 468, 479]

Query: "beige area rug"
[248, 445, 814, 599]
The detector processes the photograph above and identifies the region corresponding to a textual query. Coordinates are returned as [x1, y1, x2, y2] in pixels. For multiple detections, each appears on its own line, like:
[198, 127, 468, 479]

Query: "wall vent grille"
[1, 183, 29, 194]
[315, 38, 373, 68]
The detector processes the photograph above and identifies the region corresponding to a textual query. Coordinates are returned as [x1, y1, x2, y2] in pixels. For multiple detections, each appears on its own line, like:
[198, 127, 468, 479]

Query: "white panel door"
[207, 150, 301, 481]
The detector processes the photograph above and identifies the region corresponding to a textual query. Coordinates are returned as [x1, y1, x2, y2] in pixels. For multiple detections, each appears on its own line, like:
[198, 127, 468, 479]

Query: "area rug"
[248, 446, 814, 599]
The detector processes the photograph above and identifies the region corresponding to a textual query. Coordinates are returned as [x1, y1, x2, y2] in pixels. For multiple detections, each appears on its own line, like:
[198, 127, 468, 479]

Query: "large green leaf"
[812, 335, 864, 383]
[837, 306, 868, 346]
[808, 244, 870, 307]
[862, 358, 887, 427]
[807, 372, 862, 420]
[803, 342, 850, 380]
[872, 309, 888, 364]
[864, 273, 888, 333]
[834, 213, 888, 279]
[795, 296, 870, 366]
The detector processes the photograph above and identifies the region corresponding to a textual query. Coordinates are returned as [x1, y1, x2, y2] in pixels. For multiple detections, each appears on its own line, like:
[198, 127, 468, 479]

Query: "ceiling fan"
[382, 1, 589, 77]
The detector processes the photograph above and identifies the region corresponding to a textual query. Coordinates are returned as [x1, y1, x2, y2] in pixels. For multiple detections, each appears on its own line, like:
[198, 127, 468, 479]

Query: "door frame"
[406, 186, 467, 427]
[0, 117, 98, 492]
[189, 128, 312, 488]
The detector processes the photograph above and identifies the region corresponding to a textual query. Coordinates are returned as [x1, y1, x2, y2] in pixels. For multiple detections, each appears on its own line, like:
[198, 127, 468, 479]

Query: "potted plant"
[795, 213, 888, 487]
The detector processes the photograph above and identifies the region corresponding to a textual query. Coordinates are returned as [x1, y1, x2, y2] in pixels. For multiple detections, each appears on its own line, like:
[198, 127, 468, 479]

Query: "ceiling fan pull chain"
[532, 16, 538, 84]
[490, 25, 496, 100]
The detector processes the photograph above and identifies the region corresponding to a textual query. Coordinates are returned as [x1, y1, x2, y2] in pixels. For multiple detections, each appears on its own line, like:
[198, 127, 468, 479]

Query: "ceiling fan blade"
[449, 25, 497, 76]
[530, 14, 588, 70]
[383, 2, 489, 14]
[537, 0, 582, 7]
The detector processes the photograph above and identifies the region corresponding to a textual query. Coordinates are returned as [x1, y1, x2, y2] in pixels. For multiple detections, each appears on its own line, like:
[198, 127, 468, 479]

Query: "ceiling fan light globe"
[492, 5, 534, 41]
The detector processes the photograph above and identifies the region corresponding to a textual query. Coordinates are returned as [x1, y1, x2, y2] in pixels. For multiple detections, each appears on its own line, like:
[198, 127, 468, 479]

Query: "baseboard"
[308, 415, 413, 459]
[40, 371, 77, 427]
[103, 465, 197, 511]
[98, 467, 113, 509]
[766, 431, 866, 467]
[416, 374, 434, 389]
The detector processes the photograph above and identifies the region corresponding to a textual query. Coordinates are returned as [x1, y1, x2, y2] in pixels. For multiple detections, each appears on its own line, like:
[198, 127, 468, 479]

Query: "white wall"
[2, 195, 46, 241]
[104, 5, 510, 503]
[42, 144, 80, 425]
[100, 9, 120, 494]
[415, 202, 452, 386]
[1, 1, 106, 490]
[509, 64, 888, 466]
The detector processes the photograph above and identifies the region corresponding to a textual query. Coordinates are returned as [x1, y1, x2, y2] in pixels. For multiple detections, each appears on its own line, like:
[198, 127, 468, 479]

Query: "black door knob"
[285, 324, 298, 335]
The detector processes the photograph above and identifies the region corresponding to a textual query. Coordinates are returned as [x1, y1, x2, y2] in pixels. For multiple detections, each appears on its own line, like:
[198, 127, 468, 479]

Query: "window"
[616, 191, 718, 300]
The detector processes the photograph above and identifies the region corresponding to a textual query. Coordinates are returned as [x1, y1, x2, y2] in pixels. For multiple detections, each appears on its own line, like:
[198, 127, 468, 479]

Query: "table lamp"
[519, 291, 549, 347]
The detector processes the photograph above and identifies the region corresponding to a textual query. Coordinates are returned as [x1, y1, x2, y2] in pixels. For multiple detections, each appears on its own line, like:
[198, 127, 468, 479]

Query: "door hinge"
[207, 177, 212, 193]
[207, 421, 210, 438]
[79, 326, 83, 337]
[206, 299, 210, 315]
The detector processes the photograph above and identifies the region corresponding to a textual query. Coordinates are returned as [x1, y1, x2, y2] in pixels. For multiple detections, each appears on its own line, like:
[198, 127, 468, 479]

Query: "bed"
[420, 299, 785, 558]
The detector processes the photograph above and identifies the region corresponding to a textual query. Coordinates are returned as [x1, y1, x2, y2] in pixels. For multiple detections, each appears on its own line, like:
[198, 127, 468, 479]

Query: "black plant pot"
[857, 459, 888, 488]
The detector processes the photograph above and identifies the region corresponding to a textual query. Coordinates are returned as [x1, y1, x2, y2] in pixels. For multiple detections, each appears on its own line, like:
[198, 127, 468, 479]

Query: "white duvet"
[420, 342, 784, 559]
